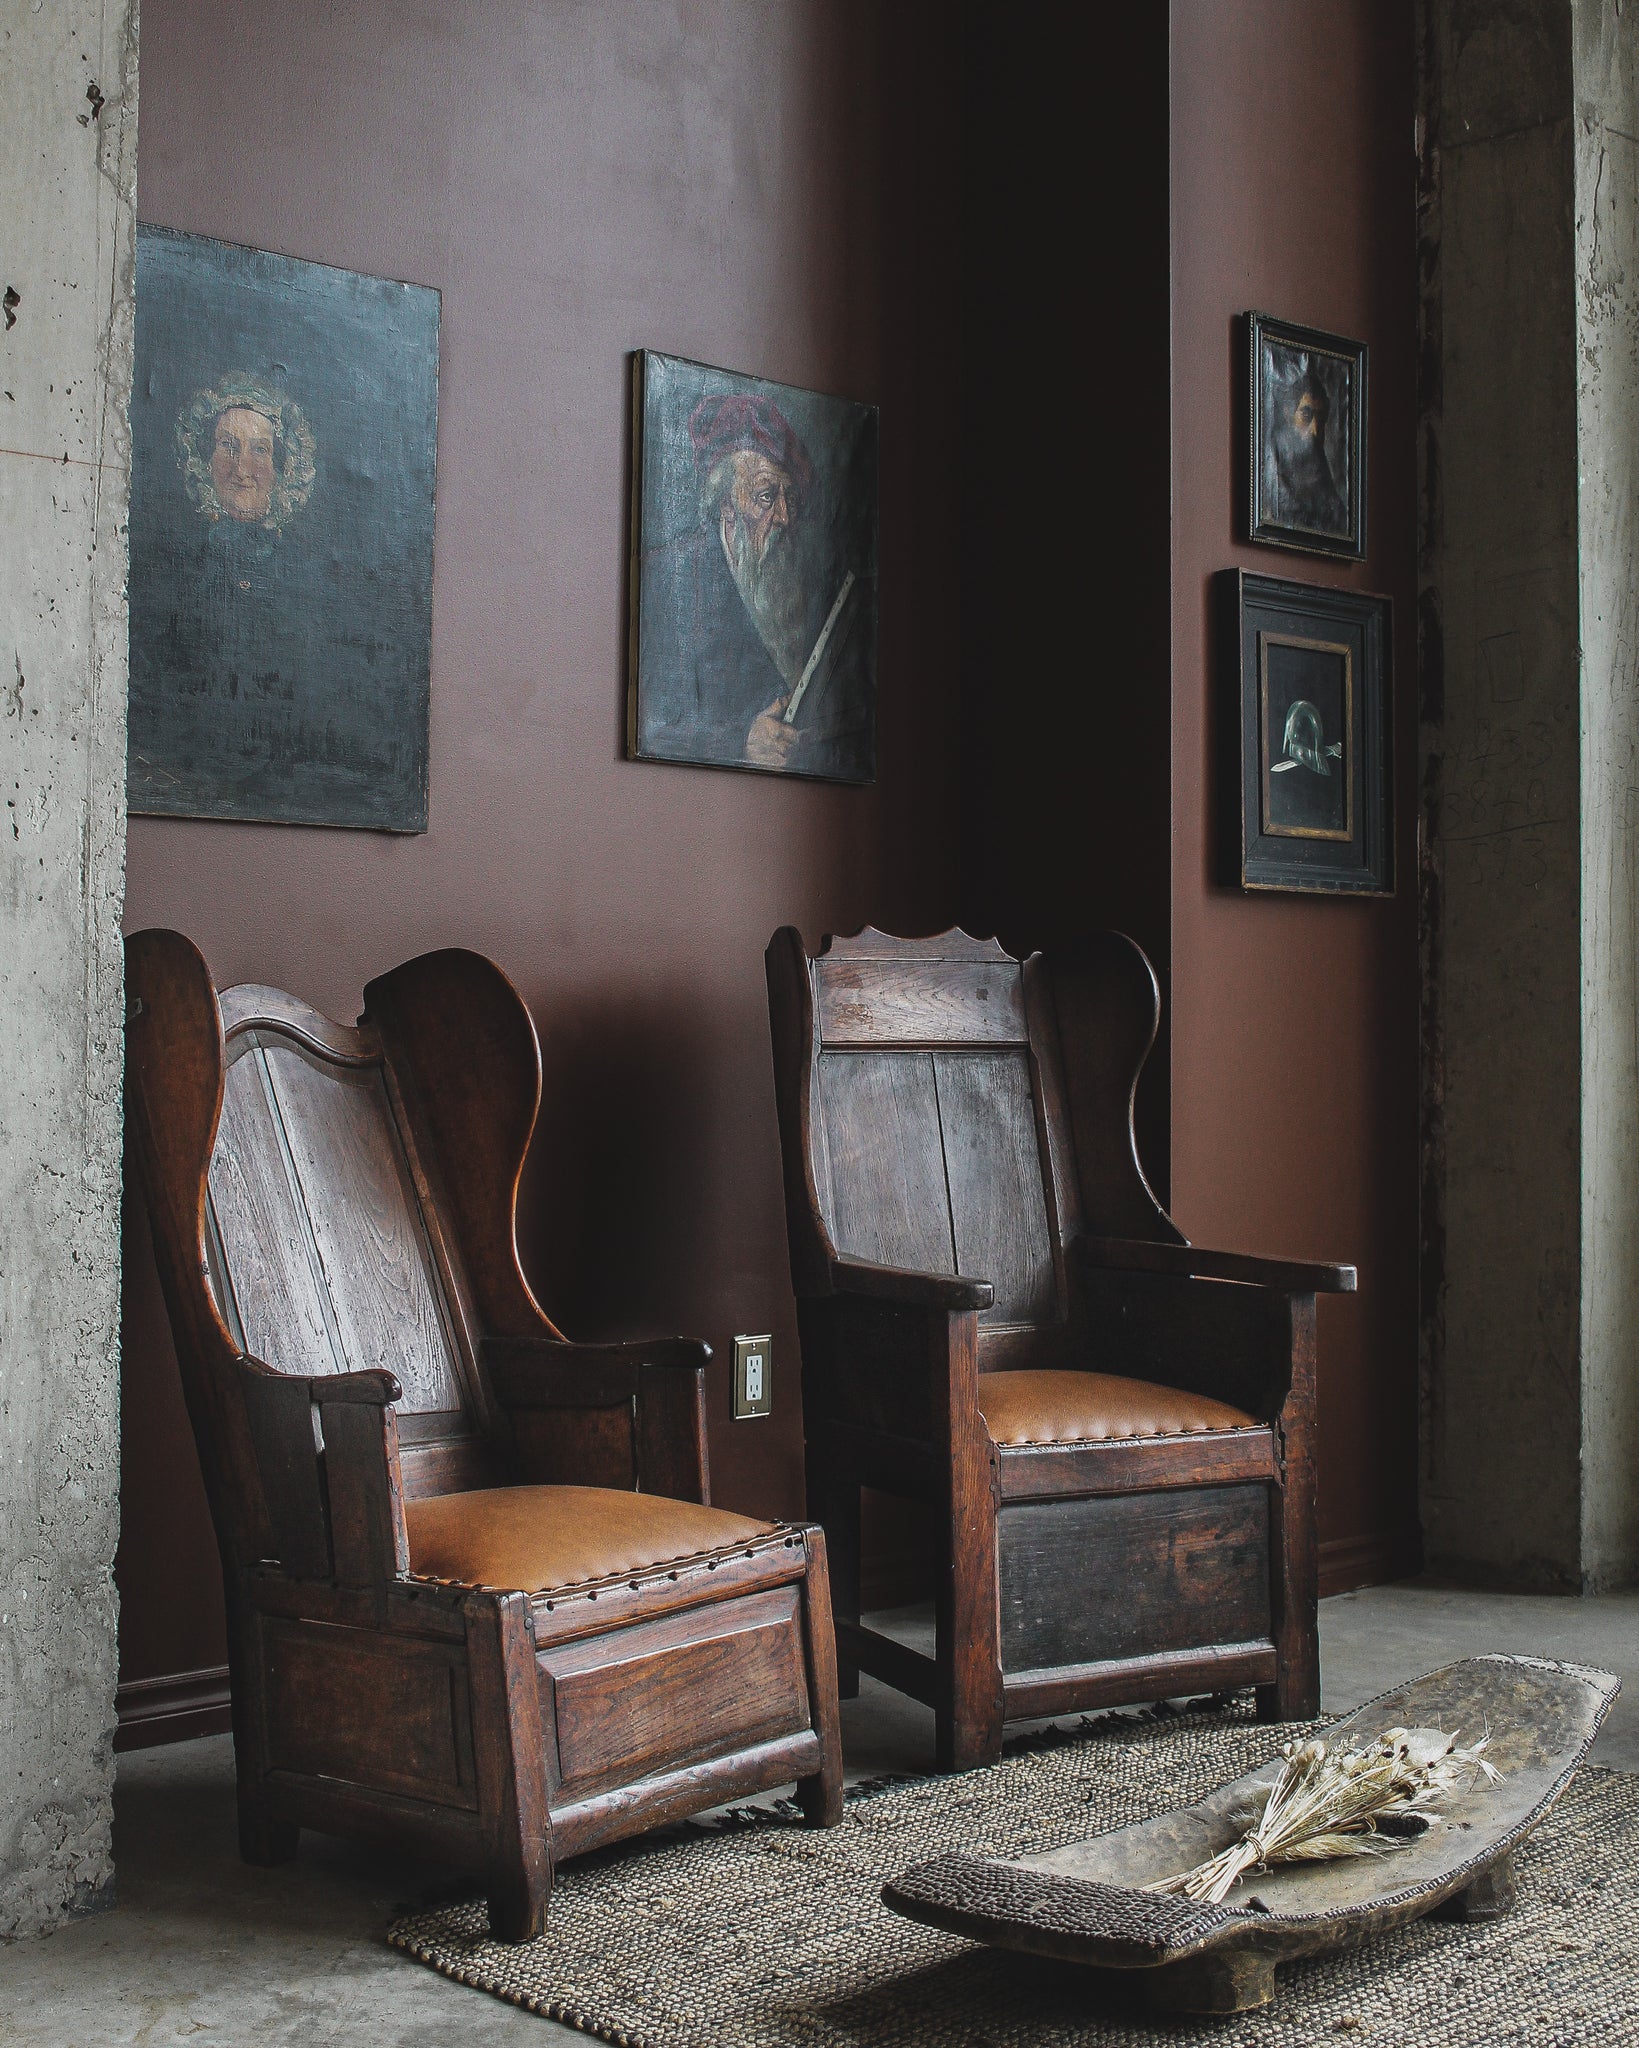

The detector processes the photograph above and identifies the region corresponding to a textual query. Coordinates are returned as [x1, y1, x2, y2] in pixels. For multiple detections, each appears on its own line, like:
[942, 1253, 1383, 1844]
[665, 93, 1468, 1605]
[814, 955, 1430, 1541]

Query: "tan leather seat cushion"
[404, 1484, 778, 1594]
[977, 1368, 1257, 1447]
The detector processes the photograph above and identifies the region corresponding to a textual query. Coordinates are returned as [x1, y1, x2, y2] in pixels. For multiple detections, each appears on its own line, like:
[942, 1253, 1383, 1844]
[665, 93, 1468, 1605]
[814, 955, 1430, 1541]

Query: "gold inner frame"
[1258, 630, 1354, 843]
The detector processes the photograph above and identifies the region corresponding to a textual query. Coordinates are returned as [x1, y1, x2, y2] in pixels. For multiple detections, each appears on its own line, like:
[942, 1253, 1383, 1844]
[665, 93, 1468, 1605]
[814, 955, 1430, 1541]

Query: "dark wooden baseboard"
[1320, 1530, 1420, 1599]
[115, 1665, 232, 1751]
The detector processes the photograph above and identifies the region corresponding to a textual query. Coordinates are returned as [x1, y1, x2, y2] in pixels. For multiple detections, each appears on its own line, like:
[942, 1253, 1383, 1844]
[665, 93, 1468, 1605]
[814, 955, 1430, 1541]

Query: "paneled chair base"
[233, 1492, 844, 1942]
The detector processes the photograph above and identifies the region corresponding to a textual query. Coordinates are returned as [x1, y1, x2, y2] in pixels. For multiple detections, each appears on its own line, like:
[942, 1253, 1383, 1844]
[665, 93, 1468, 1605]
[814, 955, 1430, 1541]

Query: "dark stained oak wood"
[210, 1047, 344, 1378]
[1002, 1640, 1280, 1721]
[261, 1044, 464, 1413]
[767, 923, 1347, 1769]
[815, 957, 1028, 1047]
[836, 1620, 941, 1706]
[1075, 1234, 1357, 1296]
[818, 1051, 956, 1276]
[548, 1730, 826, 1860]
[997, 1485, 1273, 1672]
[125, 929, 844, 1942]
[935, 1049, 1058, 1325]
[540, 1587, 811, 1802]
[996, 1425, 1278, 1503]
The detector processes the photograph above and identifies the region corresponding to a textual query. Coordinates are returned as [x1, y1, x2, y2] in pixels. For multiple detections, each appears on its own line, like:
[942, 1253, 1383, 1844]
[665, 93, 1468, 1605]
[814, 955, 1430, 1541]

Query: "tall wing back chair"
[766, 925, 1355, 1771]
[125, 930, 842, 1940]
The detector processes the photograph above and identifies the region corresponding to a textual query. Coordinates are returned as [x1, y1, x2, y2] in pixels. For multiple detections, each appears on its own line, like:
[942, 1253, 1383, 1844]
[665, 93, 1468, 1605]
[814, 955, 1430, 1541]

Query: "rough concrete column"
[1575, 1, 1639, 1589]
[1420, 0, 1639, 1591]
[0, 0, 137, 1935]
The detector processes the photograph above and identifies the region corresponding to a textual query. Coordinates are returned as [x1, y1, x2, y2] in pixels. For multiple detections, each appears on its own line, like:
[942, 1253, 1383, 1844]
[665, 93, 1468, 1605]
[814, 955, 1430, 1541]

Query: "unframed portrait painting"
[1245, 312, 1366, 562]
[627, 350, 879, 783]
[128, 227, 439, 830]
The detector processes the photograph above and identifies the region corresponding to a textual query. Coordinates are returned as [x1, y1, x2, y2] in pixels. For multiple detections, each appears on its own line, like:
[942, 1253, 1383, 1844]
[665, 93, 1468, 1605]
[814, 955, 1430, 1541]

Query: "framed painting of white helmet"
[1221, 570, 1393, 895]
[1245, 312, 1367, 561]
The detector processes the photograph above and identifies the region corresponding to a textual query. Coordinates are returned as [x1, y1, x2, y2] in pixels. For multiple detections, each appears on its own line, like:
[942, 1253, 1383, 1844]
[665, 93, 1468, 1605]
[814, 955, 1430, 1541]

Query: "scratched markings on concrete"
[0, 0, 137, 1936]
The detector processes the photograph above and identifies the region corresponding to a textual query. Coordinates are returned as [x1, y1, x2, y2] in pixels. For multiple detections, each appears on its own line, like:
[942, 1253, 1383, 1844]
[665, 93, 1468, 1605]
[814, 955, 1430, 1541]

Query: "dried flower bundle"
[1146, 1726, 1502, 1907]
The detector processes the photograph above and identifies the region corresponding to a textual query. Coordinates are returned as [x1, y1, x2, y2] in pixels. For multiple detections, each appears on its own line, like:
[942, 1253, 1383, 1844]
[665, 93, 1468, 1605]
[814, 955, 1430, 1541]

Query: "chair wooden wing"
[766, 925, 1355, 1771]
[125, 929, 842, 1940]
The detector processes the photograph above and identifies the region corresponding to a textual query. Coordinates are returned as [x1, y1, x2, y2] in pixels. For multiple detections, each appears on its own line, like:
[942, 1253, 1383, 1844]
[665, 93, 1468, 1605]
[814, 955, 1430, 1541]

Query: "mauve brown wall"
[117, 0, 962, 1693]
[1169, 0, 1420, 1592]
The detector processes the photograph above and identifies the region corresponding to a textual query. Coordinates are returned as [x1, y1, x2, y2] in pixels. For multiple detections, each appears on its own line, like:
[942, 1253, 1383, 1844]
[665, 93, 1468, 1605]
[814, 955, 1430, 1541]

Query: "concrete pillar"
[1575, 4, 1639, 1588]
[0, 0, 137, 1934]
[1419, 0, 1639, 1591]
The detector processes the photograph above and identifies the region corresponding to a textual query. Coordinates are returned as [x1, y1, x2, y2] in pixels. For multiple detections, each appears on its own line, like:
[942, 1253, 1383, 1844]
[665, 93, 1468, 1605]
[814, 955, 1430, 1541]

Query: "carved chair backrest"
[206, 985, 496, 1499]
[768, 927, 1180, 1367]
[805, 932, 1067, 1330]
[126, 934, 556, 1571]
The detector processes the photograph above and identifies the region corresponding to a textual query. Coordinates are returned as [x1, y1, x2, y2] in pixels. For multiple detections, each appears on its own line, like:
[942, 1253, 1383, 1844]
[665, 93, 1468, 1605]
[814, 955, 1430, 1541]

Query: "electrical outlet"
[732, 1333, 773, 1419]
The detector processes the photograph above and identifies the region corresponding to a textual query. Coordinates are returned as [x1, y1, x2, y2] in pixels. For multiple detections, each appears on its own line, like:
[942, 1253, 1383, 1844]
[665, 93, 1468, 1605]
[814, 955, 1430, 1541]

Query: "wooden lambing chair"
[124, 930, 842, 1941]
[765, 925, 1356, 1772]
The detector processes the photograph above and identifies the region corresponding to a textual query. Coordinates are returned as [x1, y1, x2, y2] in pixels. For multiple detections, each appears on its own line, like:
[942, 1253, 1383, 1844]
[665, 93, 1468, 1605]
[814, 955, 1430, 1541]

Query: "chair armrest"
[233, 1355, 407, 1583]
[828, 1256, 994, 1313]
[482, 1335, 711, 1506]
[484, 1334, 710, 1407]
[1075, 1234, 1357, 1296]
[233, 1355, 404, 1405]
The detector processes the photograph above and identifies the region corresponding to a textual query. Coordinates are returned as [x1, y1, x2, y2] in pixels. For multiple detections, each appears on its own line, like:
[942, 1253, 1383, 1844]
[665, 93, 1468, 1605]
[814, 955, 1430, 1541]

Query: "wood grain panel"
[399, 1438, 505, 1499]
[263, 1041, 463, 1414]
[511, 1401, 636, 1490]
[997, 1484, 1272, 1672]
[261, 1619, 477, 1808]
[816, 959, 1026, 1047]
[935, 1050, 1057, 1323]
[540, 1587, 810, 1801]
[817, 1052, 956, 1274]
[208, 1048, 343, 1376]
[997, 1425, 1277, 1502]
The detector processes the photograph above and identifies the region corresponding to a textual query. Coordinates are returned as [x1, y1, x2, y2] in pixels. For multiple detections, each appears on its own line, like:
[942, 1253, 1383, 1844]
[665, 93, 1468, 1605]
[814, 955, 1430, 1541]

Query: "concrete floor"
[3, 1583, 1635, 2047]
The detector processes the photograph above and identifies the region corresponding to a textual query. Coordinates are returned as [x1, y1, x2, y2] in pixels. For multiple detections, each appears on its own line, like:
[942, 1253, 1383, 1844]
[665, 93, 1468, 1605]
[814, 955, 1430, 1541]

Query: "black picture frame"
[626, 349, 878, 785]
[1220, 570, 1392, 896]
[1245, 311, 1366, 561]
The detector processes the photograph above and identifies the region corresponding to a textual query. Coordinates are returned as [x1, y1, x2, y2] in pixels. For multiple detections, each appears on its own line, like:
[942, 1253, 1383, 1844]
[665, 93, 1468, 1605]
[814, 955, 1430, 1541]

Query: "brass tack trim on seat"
[403, 1523, 799, 1602]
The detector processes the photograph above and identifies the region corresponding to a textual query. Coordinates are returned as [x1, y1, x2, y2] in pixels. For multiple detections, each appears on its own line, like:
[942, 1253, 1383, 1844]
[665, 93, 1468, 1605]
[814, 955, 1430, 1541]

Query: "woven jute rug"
[388, 1698, 1639, 2046]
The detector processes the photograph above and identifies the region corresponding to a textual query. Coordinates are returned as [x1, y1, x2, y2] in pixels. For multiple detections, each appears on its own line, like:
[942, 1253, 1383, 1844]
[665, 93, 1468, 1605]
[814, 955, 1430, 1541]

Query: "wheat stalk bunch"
[1146, 1726, 1502, 1908]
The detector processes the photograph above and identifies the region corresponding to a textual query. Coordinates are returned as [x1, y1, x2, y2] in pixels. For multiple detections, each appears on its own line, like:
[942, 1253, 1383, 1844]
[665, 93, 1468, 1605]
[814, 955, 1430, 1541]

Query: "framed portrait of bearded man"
[1245, 312, 1367, 562]
[627, 350, 878, 783]
[127, 227, 439, 830]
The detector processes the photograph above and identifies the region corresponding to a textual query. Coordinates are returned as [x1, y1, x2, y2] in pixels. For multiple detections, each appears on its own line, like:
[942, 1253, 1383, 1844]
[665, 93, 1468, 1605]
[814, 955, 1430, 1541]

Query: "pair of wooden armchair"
[126, 922, 1351, 1939]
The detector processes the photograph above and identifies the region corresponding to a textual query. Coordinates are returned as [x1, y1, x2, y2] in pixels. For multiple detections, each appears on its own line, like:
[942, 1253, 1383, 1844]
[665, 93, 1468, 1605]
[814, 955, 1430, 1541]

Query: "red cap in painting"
[687, 392, 812, 495]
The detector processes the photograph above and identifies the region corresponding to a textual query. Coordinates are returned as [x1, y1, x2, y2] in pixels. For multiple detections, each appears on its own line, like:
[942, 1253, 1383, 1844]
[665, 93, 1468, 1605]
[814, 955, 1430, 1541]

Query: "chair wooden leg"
[795, 1524, 845, 1827]
[806, 1451, 860, 1698]
[467, 1591, 554, 1944]
[225, 1587, 299, 1866]
[935, 1376, 1003, 1772]
[1260, 1296, 1320, 1723]
[237, 1788, 299, 1867]
[486, 1864, 551, 1944]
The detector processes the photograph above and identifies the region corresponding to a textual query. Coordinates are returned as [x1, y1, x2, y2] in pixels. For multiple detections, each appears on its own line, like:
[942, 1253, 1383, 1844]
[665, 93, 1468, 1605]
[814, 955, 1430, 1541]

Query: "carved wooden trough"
[883, 1656, 1619, 2014]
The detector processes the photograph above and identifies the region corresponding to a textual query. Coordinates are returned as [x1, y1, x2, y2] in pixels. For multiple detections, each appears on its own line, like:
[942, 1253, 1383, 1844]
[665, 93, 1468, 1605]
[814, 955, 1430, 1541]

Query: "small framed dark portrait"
[627, 350, 878, 783]
[128, 227, 439, 831]
[1221, 570, 1392, 895]
[1246, 312, 1366, 560]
